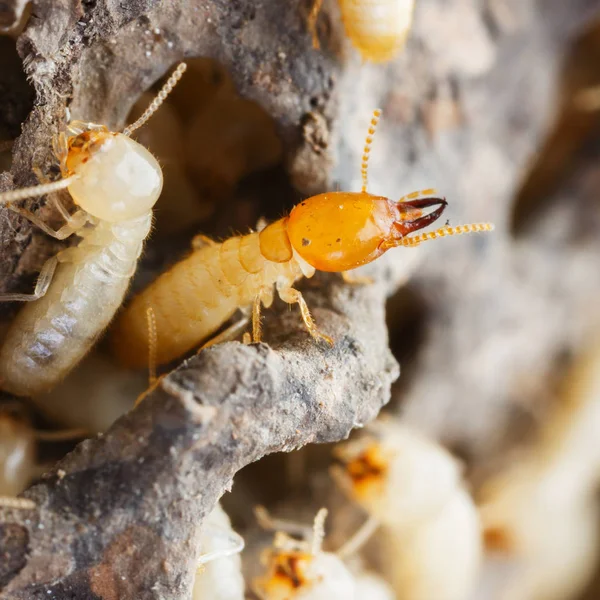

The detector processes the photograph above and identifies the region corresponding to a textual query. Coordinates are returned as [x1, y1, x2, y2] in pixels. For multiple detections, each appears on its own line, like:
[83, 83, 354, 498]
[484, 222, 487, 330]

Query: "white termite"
[332, 418, 482, 600]
[477, 343, 600, 600]
[193, 503, 246, 600]
[0, 63, 187, 397]
[251, 506, 391, 600]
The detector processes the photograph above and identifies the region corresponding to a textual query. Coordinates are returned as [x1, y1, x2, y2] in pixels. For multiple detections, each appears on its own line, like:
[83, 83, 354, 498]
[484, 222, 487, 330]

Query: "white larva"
[332, 418, 482, 600]
[0, 63, 187, 397]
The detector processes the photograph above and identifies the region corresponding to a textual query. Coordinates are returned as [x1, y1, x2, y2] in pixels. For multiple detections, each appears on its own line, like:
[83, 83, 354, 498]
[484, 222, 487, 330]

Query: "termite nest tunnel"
[1, 1, 600, 600]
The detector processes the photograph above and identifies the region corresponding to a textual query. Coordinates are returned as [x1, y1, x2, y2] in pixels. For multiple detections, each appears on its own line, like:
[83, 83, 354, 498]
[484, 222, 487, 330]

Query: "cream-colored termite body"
[477, 344, 600, 600]
[332, 419, 482, 600]
[112, 109, 493, 368]
[0, 63, 187, 397]
[309, 0, 415, 63]
[193, 503, 246, 600]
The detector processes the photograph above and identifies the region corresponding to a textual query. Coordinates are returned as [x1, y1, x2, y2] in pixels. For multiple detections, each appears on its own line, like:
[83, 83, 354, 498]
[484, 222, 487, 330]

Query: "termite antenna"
[0, 176, 78, 205]
[146, 306, 157, 387]
[398, 222, 495, 247]
[311, 507, 328, 555]
[361, 108, 382, 193]
[123, 62, 188, 137]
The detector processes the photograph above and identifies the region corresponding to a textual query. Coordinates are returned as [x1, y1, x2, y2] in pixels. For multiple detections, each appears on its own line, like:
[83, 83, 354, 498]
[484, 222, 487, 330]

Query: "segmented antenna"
[123, 62, 188, 136]
[361, 109, 381, 193]
[399, 222, 494, 247]
[0, 176, 78, 205]
[145, 306, 157, 387]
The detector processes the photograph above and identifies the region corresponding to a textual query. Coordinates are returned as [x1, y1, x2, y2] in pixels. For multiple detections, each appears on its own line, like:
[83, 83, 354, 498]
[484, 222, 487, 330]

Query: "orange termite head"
[286, 192, 447, 272]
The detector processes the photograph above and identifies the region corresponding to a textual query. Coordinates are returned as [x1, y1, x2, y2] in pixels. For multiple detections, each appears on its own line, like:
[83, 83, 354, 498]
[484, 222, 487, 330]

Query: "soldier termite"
[308, 0, 415, 63]
[0, 62, 187, 397]
[111, 109, 493, 368]
[332, 418, 482, 600]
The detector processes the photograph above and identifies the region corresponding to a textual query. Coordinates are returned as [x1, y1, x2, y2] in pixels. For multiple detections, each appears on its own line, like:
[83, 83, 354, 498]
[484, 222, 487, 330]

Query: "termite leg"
[0, 256, 58, 302]
[191, 233, 217, 250]
[250, 287, 273, 343]
[0, 496, 36, 510]
[252, 294, 263, 343]
[6, 201, 87, 240]
[342, 271, 374, 285]
[277, 285, 334, 346]
[308, 0, 324, 49]
[335, 515, 379, 559]
[198, 314, 251, 351]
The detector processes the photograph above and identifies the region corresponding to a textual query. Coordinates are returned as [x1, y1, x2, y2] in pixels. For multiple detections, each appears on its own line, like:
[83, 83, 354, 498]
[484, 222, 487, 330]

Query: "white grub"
[193, 503, 245, 600]
[332, 417, 482, 600]
[477, 343, 600, 600]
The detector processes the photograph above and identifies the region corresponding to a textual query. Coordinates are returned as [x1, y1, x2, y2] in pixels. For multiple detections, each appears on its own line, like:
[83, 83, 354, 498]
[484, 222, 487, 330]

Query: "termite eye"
[66, 132, 163, 222]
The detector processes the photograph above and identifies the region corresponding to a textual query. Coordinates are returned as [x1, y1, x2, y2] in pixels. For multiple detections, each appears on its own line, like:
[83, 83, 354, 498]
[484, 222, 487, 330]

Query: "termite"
[252, 507, 391, 600]
[111, 109, 493, 368]
[0, 62, 187, 397]
[332, 418, 482, 600]
[193, 503, 246, 600]
[0, 402, 86, 508]
[308, 0, 415, 63]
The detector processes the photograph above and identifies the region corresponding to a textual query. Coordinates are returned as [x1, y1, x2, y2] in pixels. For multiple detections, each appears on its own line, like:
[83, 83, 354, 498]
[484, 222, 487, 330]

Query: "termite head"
[59, 126, 163, 223]
[253, 531, 356, 600]
[332, 419, 462, 527]
[287, 191, 447, 271]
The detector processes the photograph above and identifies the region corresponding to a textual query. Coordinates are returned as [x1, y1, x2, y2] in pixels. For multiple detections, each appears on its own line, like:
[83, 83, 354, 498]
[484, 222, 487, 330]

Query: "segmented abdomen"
[111, 231, 301, 368]
[0, 215, 151, 397]
[339, 0, 413, 62]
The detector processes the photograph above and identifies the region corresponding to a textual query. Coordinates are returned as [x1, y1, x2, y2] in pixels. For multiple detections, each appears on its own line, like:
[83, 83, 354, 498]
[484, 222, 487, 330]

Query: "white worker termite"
[0, 62, 187, 398]
[193, 503, 246, 600]
[332, 417, 482, 600]
[251, 506, 393, 600]
[477, 343, 600, 600]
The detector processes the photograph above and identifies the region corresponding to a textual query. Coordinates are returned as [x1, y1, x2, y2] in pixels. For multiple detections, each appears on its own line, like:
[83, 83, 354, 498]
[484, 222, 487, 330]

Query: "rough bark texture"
[0, 0, 600, 598]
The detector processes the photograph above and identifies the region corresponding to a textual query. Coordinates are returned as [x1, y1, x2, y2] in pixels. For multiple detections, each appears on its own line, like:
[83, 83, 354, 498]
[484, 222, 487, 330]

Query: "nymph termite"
[111, 109, 493, 368]
[332, 418, 482, 600]
[308, 0, 415, 63]
[252, 507, 392, 600]
[0, 63, 187, 397]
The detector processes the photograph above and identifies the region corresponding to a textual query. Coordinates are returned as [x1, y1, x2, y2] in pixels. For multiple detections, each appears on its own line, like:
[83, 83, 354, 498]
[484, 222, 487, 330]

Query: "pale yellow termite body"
[0, 64, 187, 397]
[309, 0, 415, 63]
[112, 220, 316, 368]
[112, 109, 492, 369]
